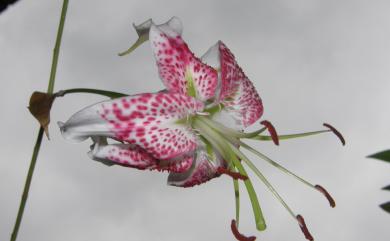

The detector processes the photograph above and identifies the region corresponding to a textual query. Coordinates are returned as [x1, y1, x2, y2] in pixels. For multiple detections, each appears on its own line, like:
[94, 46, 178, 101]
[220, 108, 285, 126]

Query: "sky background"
[1, 0, 389, 240]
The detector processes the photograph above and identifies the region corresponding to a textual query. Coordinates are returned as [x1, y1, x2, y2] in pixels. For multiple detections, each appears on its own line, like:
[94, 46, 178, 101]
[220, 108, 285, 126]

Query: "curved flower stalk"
[59, 17, 344, 241]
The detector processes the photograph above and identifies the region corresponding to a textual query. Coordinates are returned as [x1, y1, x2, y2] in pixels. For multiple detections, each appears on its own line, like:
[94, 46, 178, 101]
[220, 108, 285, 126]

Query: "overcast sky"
[1, 0, 389, 241]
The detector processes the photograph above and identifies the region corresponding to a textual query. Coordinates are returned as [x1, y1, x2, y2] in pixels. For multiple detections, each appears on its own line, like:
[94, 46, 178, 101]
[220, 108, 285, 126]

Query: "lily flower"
[59, 17, 344, 241]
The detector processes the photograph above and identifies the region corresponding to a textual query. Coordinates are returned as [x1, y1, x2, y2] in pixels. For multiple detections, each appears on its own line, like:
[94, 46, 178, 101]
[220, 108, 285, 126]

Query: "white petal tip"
[57, 120, 89, 142]
[167, 17, 183, 35]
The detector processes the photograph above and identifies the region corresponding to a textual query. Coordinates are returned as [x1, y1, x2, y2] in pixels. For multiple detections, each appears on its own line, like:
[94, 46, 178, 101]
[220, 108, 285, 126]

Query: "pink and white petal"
[203, 41, 264, 127]
[89, 137, 194, 173]
[167, 149, 226, 188]
[222, 76, 264, 127]
[59, 92, 204, 160]
[89, 138, 158, 170]
[149, 24, 218, 101]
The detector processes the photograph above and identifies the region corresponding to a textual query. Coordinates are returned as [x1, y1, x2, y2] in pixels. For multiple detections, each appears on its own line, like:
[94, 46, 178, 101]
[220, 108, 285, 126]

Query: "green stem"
[10, 128, 44, 241]
[56, 88, 128, 99]
[47, 0, 69, 94]
[10, 1, 69, 241]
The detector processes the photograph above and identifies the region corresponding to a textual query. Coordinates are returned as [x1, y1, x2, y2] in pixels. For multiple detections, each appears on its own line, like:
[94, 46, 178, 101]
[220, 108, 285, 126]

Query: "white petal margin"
[201, 41, 221, 71]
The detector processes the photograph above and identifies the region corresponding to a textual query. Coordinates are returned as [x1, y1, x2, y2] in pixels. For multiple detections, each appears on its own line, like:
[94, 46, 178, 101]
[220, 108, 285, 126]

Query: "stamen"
[260, 120, 279, 145]
[231, 219, 256, 241]
[230, 143, 297, 219]
[240, 141, 337, 208]
[315, 185, 336, 208]
[217, 167, 248, 180]
[296, 215, 314, 241]
[323, 123, 345, 146]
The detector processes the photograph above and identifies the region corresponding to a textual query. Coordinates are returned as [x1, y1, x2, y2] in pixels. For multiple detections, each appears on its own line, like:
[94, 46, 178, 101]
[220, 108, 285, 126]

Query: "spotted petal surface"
[168, 148, 226, 187]
[89, 140, 159, 170]
[59, 92, 204, 160]
[89, 138, 194, 173]
[149, 24, 218, 101]
[202, 41, 264, 127]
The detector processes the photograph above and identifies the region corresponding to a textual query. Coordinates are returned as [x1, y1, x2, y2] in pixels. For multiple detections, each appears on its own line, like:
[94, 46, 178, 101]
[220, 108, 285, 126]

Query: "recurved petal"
[89, 137, 158, 169]
[59, 92, 204, 160]
[202, 41, 264, 127]
[149, 24, 218, 101]
[88, 137, 194, 173]
[167, 148, 226, 187]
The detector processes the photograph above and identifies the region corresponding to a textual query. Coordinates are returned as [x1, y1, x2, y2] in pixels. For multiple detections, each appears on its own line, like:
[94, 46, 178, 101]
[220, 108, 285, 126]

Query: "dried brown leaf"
[28, 91, 55, 138]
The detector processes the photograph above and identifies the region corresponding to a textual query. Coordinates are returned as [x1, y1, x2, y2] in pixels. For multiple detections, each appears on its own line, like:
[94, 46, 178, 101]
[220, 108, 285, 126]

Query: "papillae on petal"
[59, 92, 204, 160]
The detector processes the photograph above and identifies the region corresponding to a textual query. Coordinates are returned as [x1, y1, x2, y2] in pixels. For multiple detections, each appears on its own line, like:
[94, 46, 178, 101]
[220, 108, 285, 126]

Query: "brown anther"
[315, 185, 336, 208]
[231, 219, 256, 241]
[323, 123, 345, 146]
[296, 215, 314, 241]
[260, 120, 279, 145]
[217, 167, 248, 180]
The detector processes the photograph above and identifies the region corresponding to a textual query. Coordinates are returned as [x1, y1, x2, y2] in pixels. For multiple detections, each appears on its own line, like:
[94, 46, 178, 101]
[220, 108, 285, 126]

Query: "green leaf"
[382, 185, 390, 191]
[380, 202, 390, 213]
[368, 150, 390, 163]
